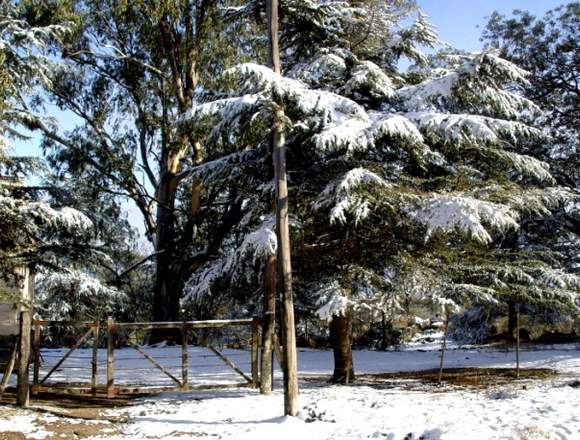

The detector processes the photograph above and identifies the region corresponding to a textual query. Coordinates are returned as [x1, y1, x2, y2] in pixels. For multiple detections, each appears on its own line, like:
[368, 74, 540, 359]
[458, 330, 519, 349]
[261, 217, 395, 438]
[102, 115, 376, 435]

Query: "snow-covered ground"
[1, 341, 579, 440]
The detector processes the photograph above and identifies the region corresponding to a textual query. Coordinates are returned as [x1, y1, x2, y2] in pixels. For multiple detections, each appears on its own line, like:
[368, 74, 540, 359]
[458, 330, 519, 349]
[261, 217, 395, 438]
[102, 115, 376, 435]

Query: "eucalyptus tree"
[20, 1, 263, 324]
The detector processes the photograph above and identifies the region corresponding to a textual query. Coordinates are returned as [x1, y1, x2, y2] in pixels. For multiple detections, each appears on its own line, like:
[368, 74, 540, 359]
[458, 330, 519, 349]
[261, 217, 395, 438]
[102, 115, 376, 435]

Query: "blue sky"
[419, 0, 565, 51]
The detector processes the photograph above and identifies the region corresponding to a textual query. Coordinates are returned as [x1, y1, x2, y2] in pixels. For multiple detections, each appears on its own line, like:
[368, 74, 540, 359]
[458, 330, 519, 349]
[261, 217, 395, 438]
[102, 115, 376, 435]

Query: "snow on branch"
[311, 115, 373, 154]
[312, 111, 426, 156]
[0, 14, 71, 89]
[181, 95, 262, 123]
[510, 284, 578, 310]
[342, 61, 396, 100]
[240, 218, 278, 262]
[0, 195, 93, 236]
[290, 52, 348, 88]
[36, 269, 125, 320]
[291, 50, 395, 100]
[406, 194, 519, 243]
[224, 62, 367, 122]
[406, 112, 542, 148]
[451, 284, 499, 305]
[37, 269, 123, 299]
[314, 168, 391, 225]
[397, 72, 459, 111]
[447, 260, 579, 309]
[537, 268, 580, 290]
[314, 280, 352, 321]
[399, 50, 537, 118]
[474, 186, 575, 216]
[184, 150, 262, 185]
[184, 218, 277, 301]
[180, 94, 268, 149]
[465, 84, 540, 120]
[371, 113, 425, 144]
[481, 148, 554, 183]
[474, 51, 530, 85]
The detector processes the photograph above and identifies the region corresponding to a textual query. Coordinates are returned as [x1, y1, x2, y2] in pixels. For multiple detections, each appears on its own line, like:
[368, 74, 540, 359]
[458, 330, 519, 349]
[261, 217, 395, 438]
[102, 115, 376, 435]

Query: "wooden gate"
[31, 318, 261, 396]
[31, 320, 100, 395]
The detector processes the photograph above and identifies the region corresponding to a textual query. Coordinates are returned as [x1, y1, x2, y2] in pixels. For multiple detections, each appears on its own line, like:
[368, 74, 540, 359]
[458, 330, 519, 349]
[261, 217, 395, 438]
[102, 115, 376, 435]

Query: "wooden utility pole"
[266, 0, 299, 416]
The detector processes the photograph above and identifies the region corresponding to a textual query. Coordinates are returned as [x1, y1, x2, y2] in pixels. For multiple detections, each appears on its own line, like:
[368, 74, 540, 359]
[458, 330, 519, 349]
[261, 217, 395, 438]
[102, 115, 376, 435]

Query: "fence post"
[107, 317, 115, 397]
[17, 310, 31, 406]
[181, 323, 189, 391]
[260, 255, 276, 394]
[92, 321, 99, 395]
[251, 318, 260, 388]
[515, 305, 520, 378]
[32, 320, 40, 395]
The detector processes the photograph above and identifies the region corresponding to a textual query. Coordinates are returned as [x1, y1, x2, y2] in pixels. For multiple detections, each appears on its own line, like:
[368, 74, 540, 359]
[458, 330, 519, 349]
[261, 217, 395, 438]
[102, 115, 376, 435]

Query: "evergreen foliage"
[0, 2, 125, 318]
[181, 1, 579, 331]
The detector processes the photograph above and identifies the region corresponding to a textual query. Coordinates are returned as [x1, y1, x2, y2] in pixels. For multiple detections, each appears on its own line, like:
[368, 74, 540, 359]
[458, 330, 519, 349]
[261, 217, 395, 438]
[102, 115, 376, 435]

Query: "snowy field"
[1, 341, 579, 440]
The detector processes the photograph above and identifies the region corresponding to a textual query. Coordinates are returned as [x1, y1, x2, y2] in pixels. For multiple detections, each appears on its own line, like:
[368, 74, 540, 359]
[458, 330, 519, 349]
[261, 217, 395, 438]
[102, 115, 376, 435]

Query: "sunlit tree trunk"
[330, 313, 354, 383]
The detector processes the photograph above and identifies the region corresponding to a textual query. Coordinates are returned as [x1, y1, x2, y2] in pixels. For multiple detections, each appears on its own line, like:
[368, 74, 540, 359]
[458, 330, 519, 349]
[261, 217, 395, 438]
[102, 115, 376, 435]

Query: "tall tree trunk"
[329, 313, 354, 384]
[153, 164, 181, 324]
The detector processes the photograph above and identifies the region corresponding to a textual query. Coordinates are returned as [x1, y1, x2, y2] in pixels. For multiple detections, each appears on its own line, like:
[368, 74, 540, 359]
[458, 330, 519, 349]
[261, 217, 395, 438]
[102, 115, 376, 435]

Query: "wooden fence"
[30, 317, 261, 397]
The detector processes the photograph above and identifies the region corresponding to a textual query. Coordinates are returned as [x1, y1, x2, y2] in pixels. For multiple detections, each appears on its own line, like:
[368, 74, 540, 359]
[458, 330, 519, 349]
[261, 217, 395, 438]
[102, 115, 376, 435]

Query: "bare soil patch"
[0, 433, 25, 440]
[304, 367, 558, 390]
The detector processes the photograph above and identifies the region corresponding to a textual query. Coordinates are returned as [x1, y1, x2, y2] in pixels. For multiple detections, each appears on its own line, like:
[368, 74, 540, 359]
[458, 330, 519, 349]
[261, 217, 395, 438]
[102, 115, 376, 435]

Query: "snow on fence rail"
[30, 318, 261, 397]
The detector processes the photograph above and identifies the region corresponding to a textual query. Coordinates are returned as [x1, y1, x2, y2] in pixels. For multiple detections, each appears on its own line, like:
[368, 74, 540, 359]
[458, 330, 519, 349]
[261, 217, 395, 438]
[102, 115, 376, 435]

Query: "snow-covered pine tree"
[0, 3, 124, 319]
[179, 1, 579, 381]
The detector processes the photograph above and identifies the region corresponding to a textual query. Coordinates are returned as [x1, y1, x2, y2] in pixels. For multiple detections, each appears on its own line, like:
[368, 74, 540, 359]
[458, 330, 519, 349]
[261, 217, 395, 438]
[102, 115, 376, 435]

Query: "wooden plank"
[251, 318, 260, 388]
[181, 323, 189, 391]
[113, 382, 252, 395]
[107, 317, 115, 397]
[182, 382, 251, 391]
[112, 385, 181, 395]
[33, 381, 253, 396]
[35, 320, 96, 328]
[0, 341, 17, 395]
[207, 344, 253, 384]
[112, 319, 255, 330]
[91, 321, 99, 394]
[32, 384, 103, 396]
[40, 327, 94, 384]
[121, 336, 182, 386]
